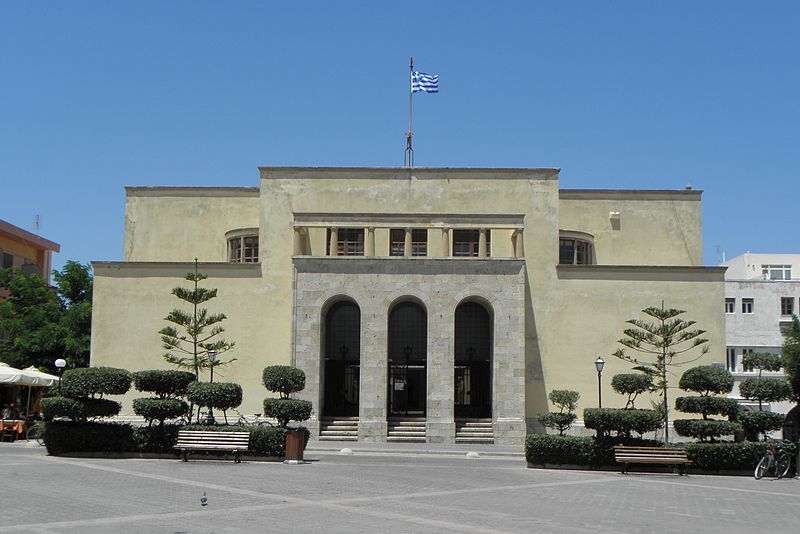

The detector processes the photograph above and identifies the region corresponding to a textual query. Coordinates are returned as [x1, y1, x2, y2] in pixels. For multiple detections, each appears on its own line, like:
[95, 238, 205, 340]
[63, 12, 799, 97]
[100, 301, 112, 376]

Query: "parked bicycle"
[234, 412, 273, 427]
[754, 438, 792, 480]
[25, 419, 45, 446]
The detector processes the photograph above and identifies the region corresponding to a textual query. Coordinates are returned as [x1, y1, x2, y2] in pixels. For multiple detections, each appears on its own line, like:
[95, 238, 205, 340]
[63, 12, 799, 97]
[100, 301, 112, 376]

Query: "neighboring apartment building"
[0, 218, 61, 299]
[91, 167, 725, 444]
[722, 253, 799, 414]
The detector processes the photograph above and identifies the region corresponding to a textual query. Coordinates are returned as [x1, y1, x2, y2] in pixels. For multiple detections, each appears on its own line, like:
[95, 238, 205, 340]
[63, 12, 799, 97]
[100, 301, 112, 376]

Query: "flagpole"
[404, 57, 414, 168]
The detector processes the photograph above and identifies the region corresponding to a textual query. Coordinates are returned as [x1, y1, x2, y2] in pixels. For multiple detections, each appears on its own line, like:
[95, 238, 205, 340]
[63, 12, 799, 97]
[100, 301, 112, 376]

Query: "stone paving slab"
[1, 443, 798, 533]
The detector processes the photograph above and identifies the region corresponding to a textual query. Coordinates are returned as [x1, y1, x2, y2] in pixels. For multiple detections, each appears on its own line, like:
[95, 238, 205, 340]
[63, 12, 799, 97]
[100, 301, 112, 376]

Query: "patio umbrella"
[0, 363, 38, 386]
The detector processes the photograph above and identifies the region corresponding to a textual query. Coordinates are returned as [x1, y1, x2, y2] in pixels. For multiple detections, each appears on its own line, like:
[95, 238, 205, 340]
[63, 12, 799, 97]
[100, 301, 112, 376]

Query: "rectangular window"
[726, 348, 737, 373]
[389, 229, 427, 257]
[1, 252, 12, 269]
[242, 236, 258, 263]
[781, 297, 795, 316]
[390, 229, 404, 257]
[411, 229, 427, 256]
[336, 228, 364, 256]
[742, 298, 754, 314]
[228, 235, 259, 263]
[559, 238, 592, 265]
[742, 348, 755, 372]
[725, 298, 735, 314]
[228, 239, 242, 263]
[761, 264, 792, 280]
[453, 230, 490, 257]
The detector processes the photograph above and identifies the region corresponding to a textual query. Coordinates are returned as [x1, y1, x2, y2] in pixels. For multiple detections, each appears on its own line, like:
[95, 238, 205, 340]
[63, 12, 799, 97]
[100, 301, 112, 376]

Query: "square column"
[426, 305, 455, 443]
[359, 303, 388, 441]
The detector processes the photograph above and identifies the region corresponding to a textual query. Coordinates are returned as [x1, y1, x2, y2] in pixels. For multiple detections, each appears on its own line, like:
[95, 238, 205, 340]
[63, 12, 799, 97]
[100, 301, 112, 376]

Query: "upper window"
[228, 235, 258, 263]
[1, 252, 13, 269]
[390, 229, 427, 257]
[559, 238, 592, 265]
[762, 264, 792, 280]
[742, 298, 754, 314]
[725, 298, 735, 314]
[328, 228, 364, 256]
[781, 297, 795, 316]
[453, 229, 490, 257]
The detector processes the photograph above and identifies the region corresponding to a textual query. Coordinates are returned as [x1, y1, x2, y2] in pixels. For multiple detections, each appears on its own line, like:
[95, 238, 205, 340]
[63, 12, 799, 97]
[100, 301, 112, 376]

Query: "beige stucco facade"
[91, 167, 725, 443]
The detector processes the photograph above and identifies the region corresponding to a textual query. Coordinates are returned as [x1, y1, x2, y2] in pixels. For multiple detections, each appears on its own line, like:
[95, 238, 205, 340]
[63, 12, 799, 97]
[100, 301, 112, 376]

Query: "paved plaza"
[0, 441, 798, 533]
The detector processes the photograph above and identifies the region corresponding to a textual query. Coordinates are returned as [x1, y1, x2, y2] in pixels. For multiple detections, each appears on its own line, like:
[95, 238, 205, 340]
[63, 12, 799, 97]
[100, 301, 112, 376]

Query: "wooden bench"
[174, 430, 250, 463]
[613, 445, 692, 475]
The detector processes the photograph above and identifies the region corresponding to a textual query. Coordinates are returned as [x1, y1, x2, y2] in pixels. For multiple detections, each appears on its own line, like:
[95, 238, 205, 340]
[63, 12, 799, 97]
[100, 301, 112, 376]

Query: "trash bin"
[284, 427, 304, 464]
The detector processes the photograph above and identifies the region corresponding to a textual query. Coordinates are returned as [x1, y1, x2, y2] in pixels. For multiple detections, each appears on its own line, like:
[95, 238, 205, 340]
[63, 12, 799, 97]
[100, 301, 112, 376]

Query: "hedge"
[264, 398, 313, 427]
[44, 421, 133, 455]
[738, 411, 785, 437]
[583, 408, 662, 437]
[186, 382, 243, 411]
[132, 370, 195, 397]
[674, 396, 739, 418]
[684, 441, 795, 472]
[42, 396, 121, 420]
[673, 419, 742, 442]
[263, 366, 306, 396]
[133, 424, 183, 453]
[133, 398, 189, 425]
[61, 367, 132, 398]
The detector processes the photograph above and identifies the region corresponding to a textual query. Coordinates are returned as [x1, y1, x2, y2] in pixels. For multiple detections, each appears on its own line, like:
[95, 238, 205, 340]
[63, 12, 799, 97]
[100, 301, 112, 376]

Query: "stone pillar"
[404, 228, 413, 257]
[514, 229, 525, 258]
[293, 227, 305, 256]
[329, 227, 338, 256]
[478, 228, 487, 258]
[359, 300, 388, 441]
[427, 302, 455, 443]
[441, 228, 450, 257]
[365, 227, 375, 257]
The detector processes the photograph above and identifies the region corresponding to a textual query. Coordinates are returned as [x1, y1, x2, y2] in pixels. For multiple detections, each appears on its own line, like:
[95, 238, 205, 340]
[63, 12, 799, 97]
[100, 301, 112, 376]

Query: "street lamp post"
[594, 357, 605, 408]
[54, 358, 66, 394]
[207, 350, 217, 424]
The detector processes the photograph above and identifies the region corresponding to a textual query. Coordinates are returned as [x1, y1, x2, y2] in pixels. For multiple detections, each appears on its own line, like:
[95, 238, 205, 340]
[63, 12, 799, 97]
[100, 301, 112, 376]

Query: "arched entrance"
[387, 301, 427, 416]
[322, 300, 360, 417]
[454, 301, 492, 418]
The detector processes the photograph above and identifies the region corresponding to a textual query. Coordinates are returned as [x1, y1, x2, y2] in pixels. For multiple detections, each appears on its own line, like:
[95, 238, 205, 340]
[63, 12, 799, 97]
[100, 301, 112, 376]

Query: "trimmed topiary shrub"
[674, 365, 740, 442]
[132, 370, 196, 398]
[132, 398, 189, 425]
[738, 410, 785, 440]
[44, 421, 133, 455]
[133, 425, 183, 453]
[583, 408, 662, 438]
[739, 378, 793, 410]
[678, 365, 734, 396]
[186, 382, 242, 411]
[673, 419, 741, 442]
[42, 396, 121, 420]
[682, 441, 795, 472]
[674, 396, 739, 419]
[536, 389, 579, 435]
[525, 435, 663, 467]
[249, 425, 288, 456]
[61, 367, 132, 398]
[262, 366, 306, 396]
[262, 365, 313, 428]
[611, 373, 654, 409]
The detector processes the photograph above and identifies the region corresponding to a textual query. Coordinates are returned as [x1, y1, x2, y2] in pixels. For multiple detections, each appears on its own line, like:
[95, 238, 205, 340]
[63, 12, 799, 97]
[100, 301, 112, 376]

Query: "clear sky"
[2, 2, 798, 271]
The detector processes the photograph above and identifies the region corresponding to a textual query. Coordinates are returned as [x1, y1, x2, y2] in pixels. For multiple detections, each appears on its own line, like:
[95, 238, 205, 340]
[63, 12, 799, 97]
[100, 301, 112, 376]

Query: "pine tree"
[160, 259, 235, 380]
[612, 302, 710, 443]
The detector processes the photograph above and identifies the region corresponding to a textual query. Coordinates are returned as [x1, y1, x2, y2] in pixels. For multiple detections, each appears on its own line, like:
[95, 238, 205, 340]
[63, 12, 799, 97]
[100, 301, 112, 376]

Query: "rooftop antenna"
[33, 214, 41, 232]
[716, 245, 721, 264]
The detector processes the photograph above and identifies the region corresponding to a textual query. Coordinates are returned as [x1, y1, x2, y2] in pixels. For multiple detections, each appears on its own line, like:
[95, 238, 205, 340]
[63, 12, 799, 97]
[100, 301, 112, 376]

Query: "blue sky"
[1, 2, 798, 271]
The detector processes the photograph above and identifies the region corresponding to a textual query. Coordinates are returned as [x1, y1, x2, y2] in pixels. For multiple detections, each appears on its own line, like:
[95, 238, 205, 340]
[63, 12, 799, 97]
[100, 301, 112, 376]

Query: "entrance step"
[319, 417, 359, 441]
[455, 418, 494, 444]
[387, 417, 427, 442]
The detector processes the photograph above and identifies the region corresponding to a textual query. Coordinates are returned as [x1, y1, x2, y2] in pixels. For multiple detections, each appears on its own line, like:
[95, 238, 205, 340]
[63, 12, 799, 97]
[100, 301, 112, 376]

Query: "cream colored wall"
[558, 192, 703, 266]
[91, 262, 280, 415]
[124, 188, 260, 262]
[0, 236, 39, 265]
[529, 266, 726, 422]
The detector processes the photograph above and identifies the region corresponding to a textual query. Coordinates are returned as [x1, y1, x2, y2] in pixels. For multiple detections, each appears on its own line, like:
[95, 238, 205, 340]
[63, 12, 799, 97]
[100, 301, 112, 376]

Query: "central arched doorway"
[322, 300, 360, 417]
[454, 301, 492, 418]
[387, 301, 427, 416]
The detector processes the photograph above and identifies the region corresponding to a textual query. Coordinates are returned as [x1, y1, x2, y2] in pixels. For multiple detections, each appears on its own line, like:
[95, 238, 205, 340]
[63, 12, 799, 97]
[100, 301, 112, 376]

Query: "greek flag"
[412, 71, 439, 93]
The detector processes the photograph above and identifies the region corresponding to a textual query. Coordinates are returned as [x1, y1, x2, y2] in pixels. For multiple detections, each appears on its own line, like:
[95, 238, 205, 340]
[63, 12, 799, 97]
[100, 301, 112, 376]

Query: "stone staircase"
[318, 417, 359, 441]
[455, 418, 494, 444]
[387, 417, 427, 442]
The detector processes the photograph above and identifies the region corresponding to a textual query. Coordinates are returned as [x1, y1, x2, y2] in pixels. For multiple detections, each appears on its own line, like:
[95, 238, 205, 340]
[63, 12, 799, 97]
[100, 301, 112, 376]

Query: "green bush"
[525, 435, 662, 466]
[537, 389, 580, 435]
[742, 352, 784, 373]
[537, 413, 577, 435]
[44, 421, 133, 455]
[611, 373, 653, 408]
[739, 377, 793, 406]
[133, 425, 182, 453]
[133, 398, 189, 425]
[673, 419, 742, 442]
[263, 366, 306, 397]
[674, 396, 739, 419]
[583, 408, 662, 437]
[264, 398, 313, 427]
[42, 396, 121, 420]
[683, 441, 795, 471]
[61, 367, 132, 398]
[249, 425, 288, 456]
[678, 366, 734, 395]
[738, 411, 785, 438]
[186, 382, 243, 411]
[132, 370, 196, 397]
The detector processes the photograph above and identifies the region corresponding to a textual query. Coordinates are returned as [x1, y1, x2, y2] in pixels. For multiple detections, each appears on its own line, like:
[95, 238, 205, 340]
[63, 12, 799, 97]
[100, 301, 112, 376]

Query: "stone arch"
[321, 297, 361, 417]
[454, 298, 493, 419]
[387, 299, 428, 417]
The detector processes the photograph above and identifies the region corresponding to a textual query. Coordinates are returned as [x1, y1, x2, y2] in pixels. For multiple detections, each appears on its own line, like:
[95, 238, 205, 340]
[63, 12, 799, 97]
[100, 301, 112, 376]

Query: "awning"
[0, 363, 59, 387]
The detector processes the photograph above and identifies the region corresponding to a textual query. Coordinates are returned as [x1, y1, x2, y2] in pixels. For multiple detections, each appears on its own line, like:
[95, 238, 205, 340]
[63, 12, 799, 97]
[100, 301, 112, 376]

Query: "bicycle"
[233, 412, 273, 427]
[754, 438, 792, 480]
[25, 419, 45, 447]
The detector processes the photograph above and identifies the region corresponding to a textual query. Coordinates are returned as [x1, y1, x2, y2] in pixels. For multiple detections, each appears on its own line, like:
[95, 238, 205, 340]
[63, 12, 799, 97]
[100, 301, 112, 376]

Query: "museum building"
[91, 167, 726, 444]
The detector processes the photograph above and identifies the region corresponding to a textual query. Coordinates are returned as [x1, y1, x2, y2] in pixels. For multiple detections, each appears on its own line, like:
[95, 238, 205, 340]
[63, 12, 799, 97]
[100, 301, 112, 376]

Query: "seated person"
[1, 403, 20, 420]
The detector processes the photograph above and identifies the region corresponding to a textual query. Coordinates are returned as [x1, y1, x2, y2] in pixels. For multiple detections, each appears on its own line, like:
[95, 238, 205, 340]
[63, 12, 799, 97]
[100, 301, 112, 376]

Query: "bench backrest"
[613, 446, 688, 459]
[176, 430, 250, 447]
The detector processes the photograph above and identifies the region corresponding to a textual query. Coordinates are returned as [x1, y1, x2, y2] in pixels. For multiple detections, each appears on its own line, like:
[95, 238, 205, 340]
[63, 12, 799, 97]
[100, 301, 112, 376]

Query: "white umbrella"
[0, 363, 38, 386]
[21, 367, 59, 387]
